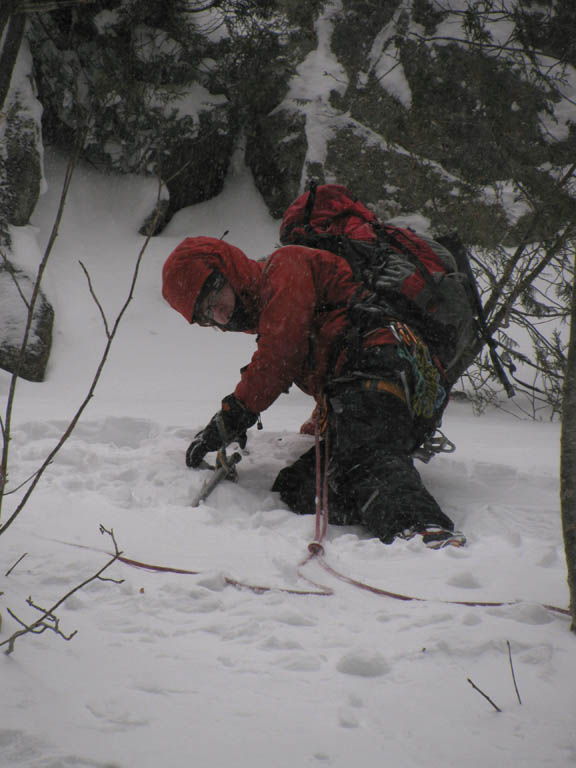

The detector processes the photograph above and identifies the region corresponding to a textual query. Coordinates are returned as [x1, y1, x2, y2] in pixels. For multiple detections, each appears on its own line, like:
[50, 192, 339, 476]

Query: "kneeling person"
[161, 235, 465, 549]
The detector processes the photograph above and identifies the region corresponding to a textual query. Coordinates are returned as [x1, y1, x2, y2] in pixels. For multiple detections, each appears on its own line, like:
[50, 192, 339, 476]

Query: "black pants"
[272, 347, 454, 543]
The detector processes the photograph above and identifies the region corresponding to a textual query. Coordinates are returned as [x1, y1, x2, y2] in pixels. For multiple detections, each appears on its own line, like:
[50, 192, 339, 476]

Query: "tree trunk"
[0, 3, 26, 114]
[560, 252, 576, 632]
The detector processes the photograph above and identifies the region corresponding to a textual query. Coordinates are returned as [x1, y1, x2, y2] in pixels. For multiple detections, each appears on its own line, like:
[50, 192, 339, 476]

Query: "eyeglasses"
[197, 285, 225, 326]
[196, 269, 238, 327]
[194, 272, 224, 326]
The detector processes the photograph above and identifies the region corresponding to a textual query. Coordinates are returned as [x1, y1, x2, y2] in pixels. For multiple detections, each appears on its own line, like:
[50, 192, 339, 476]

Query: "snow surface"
[0, 145, 574, 768]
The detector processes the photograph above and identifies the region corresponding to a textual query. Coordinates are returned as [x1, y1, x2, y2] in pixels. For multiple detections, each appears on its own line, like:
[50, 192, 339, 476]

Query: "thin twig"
[5, 552, 28, 577]
[0, 175, 163, 536]
[1, 526, 123, 655]
[507, 640, 522, 705]
[0, 251, 30, 309]
[17, 1, 97, 11]
[467, 678, 502, 713]
[2, 466, 51, 496]
[79, 260, 110, 338]
[0, 132, 85, 522]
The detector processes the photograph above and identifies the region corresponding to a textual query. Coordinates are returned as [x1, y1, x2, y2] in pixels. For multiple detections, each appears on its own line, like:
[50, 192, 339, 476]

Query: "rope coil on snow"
[113, 551, 570, 616]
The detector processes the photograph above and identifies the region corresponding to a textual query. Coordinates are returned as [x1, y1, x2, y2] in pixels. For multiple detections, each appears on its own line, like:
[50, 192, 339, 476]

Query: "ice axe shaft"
[191, 448, 242, 507]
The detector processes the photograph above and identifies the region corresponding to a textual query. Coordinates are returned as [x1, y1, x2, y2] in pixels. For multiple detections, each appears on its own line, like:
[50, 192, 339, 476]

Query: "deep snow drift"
[0, 152, 574, 768]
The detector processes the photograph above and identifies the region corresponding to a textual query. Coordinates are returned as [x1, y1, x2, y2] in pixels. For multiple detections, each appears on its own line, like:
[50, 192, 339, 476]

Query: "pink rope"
[44, 487, 570, 617]
[300, 402, 571, 619]
[311, 407, 329, 553]
[115, 552, 569, 616]
[118, 554, 331, 596]
[311, 551, 571, 615]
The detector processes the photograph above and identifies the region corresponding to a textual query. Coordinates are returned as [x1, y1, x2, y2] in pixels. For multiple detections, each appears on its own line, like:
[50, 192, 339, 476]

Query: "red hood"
[162, 236, 264, 325]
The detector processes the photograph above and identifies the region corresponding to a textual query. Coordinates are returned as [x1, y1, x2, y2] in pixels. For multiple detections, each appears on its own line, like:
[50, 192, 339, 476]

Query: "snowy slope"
[0, 152, 574, 768]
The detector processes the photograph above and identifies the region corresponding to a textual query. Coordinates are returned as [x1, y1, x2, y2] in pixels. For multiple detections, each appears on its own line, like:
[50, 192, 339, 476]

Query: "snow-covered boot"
[420, 525, 466, 549]
[398, 525, 466, 549]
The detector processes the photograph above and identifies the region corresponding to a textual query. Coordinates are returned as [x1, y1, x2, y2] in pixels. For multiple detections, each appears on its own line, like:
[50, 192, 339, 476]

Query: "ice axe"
[191, 414, 243, 507]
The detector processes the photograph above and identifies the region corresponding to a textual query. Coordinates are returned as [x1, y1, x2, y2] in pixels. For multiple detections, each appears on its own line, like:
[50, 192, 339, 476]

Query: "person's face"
[196, 281, 236, 327]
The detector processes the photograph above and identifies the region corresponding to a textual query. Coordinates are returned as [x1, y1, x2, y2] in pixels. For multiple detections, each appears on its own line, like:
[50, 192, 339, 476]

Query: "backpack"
[280, 183, 480, 384]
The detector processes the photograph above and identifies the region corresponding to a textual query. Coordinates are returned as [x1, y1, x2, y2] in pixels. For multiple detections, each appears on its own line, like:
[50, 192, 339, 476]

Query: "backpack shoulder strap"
[303, 180, 318, 229]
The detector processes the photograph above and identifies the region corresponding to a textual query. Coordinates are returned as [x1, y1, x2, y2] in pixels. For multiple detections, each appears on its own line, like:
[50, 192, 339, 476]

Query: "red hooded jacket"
[162, 236, 396, 414]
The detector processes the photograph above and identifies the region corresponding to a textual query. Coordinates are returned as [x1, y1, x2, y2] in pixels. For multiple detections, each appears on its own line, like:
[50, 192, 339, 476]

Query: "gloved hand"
[185, 394, 258, 468]
[185, 432, 212, 469]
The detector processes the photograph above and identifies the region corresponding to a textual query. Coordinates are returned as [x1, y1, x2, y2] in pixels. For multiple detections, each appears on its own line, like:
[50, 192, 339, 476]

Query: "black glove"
[186, 394, 258, 468]
[185, 432, 211, 469]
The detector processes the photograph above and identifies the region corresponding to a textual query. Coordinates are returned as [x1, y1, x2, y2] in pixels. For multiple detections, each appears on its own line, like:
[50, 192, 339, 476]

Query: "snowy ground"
[1, 152, 574, 768]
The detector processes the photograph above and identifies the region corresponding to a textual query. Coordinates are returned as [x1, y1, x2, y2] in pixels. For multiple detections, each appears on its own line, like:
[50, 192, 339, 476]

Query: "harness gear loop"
[391, 321, 446, 419]
[413, 429, 456, 464]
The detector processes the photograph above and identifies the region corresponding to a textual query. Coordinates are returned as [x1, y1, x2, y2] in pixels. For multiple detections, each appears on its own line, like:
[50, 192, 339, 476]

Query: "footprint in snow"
[0, 728, 119, 767]
[336, 649, 390, 677]
[71, 416, 159, 448]
[279, 653, 323, 672]
[446, 571, 482, 589]
[338, 708, 360, 728]
[86, 700, 149, 730]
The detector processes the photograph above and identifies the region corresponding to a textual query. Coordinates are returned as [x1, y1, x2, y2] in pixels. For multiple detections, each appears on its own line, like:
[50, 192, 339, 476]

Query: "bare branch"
[184, 0, 219, 11]
[2, 465, 52, 497]
[507, 641, 522, 705]
[1, 526, 123, 655]
[79, 260, 110, 338]
[0, 174, 163, 536]
[5, 552, 28, 576]
[16, 0, 97, 12]
[0, 249, 30, 309]
[467, 677, 502, 713]
[0, 132, 85, 520]
[489, 224, 576, 334]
